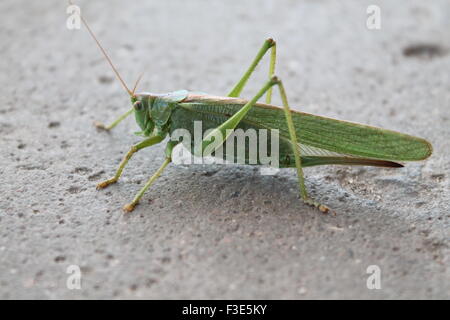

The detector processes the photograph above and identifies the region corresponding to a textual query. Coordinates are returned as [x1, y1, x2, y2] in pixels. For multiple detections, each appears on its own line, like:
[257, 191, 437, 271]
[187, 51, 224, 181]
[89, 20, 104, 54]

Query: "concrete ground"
[0, 0, 449, 299]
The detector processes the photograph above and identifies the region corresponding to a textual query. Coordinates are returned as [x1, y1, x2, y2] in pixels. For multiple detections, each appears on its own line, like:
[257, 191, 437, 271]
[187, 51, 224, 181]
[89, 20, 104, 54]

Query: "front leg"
[96, 135, 164, 189]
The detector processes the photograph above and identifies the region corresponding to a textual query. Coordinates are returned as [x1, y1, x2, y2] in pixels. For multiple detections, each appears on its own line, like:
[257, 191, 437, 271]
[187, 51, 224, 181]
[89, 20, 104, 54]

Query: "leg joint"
[270, 75, 281, 84]
[265, 38, 276, 47]
[125, 146, 138, 159]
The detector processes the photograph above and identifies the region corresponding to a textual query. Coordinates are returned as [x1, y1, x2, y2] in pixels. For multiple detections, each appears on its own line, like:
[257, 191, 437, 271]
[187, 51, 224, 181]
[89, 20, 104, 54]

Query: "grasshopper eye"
[133, 101, 143, 111]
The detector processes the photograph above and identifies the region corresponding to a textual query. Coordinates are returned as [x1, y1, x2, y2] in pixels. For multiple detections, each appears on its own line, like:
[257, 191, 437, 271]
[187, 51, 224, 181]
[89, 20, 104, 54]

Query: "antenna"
[132, 73, 144, 96]
[70, 1, 133, 96]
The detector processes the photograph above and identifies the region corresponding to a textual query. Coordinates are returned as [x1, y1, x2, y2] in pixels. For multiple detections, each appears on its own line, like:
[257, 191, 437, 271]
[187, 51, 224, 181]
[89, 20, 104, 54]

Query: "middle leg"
[123, 141, 179, 212]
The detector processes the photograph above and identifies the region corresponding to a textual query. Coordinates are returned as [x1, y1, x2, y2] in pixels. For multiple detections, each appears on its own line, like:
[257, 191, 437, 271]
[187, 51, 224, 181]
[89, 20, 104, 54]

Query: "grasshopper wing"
[181, 94, 432, 164]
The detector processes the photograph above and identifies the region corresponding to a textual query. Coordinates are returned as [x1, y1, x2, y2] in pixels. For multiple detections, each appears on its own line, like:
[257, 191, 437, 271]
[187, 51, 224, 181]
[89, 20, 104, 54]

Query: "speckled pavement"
[0, 0, 448, 299]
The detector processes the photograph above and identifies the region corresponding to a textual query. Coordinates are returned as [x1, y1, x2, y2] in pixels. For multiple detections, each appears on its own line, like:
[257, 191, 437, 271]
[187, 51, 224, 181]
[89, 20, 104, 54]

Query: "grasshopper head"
[132, 94, 155, 136]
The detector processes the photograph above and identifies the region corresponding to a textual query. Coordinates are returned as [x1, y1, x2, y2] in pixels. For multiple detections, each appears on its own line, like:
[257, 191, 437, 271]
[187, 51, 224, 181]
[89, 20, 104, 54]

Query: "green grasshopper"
[74, 10, 432, 214]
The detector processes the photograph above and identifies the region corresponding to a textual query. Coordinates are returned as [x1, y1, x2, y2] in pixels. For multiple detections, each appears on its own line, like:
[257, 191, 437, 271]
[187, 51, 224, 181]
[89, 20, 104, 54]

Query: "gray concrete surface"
[0, 0, 449, 299]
